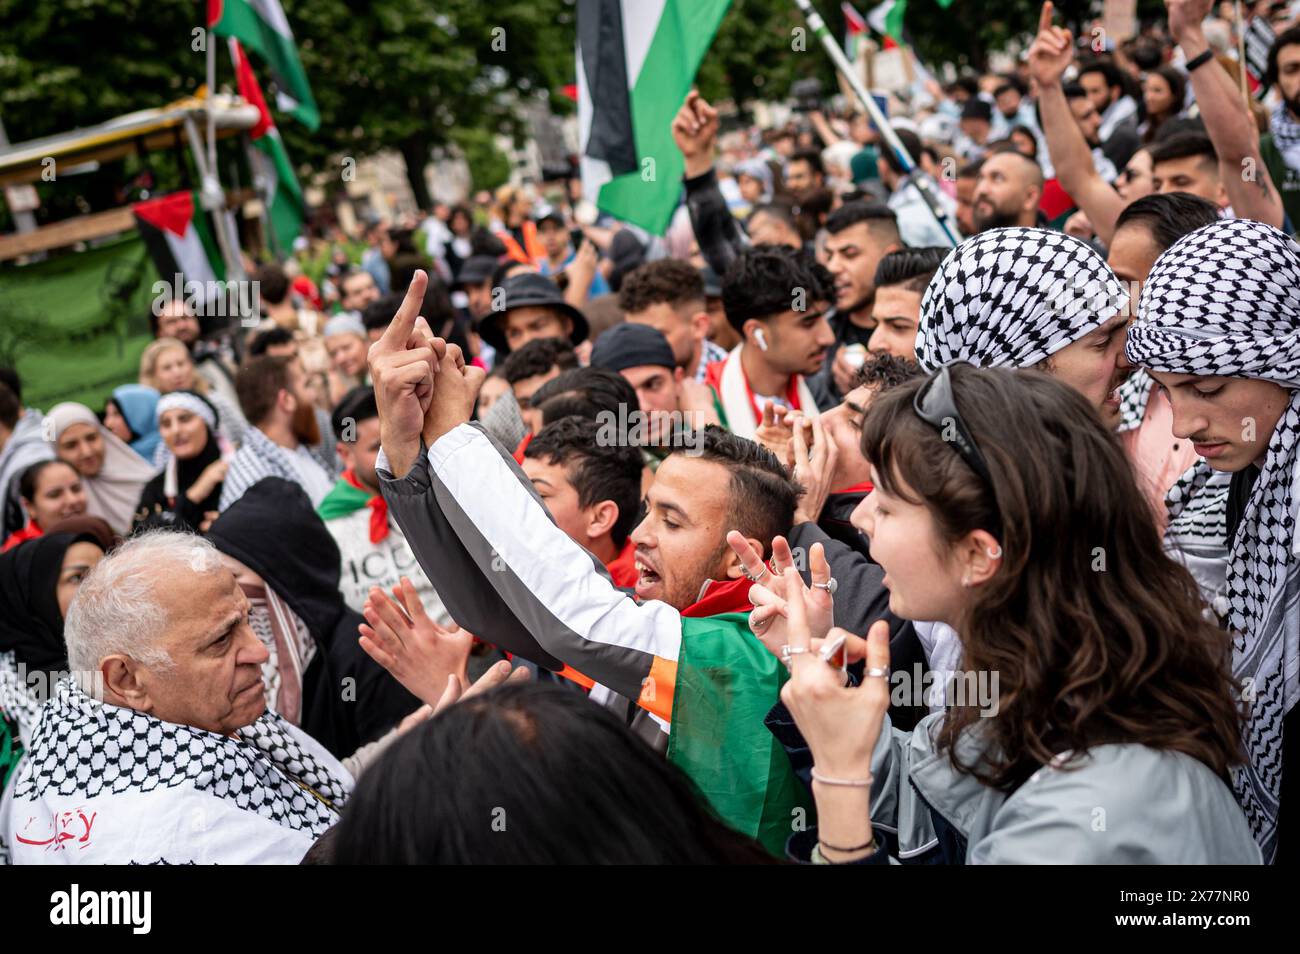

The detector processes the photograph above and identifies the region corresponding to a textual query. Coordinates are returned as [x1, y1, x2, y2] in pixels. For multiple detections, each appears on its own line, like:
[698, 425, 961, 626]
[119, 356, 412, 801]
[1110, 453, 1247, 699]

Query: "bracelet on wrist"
[811, 768, 873, 787]
[1185, 48, 1215, 73]
[818, 835, 878, 855]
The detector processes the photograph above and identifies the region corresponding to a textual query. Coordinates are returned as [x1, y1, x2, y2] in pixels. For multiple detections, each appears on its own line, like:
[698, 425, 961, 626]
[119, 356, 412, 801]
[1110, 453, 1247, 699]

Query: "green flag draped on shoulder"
[208, 0, 319, 131]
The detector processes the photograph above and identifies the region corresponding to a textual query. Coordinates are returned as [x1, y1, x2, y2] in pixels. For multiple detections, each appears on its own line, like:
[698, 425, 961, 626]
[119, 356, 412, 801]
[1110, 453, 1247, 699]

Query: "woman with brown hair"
[139, 337, 247, 451]
[752, 363, 1258, 863]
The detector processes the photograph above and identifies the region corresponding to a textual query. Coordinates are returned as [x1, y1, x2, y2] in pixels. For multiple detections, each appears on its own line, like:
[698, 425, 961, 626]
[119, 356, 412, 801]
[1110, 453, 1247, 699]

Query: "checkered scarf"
[1128, 218, 1300, 863]
[916, 228, 1127, 372]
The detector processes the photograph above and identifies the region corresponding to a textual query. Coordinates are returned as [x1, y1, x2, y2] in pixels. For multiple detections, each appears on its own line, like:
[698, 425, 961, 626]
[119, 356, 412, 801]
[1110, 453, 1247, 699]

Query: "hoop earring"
[986, 544, 1003, 560]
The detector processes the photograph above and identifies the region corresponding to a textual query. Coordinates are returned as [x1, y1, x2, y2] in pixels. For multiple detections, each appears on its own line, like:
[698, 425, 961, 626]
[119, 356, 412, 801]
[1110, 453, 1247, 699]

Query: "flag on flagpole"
[208, 0, 319, 131]
[867, 0, 908, 44]
[230, 39, 306, 257]
[577, 0, 731, 236]
[842, 2, 867, 58]
[133, 191, 226, 285]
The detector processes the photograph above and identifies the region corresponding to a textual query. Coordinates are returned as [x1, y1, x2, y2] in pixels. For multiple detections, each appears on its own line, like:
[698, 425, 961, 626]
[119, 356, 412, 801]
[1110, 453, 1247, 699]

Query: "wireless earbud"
[753, 328, 769, 351]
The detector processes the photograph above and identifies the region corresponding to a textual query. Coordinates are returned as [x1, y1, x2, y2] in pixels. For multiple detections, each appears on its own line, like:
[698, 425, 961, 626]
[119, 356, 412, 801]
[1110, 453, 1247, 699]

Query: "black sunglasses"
[912, 362, 998, 499]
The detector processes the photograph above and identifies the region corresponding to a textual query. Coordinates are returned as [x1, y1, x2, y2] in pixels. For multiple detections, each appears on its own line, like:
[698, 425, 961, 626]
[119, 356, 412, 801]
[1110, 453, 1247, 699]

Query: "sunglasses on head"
[912, 362, 1001, 531]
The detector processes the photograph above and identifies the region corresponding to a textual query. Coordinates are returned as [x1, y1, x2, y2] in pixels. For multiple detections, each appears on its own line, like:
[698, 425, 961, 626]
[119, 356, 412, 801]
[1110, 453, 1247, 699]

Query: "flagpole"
[790, 0, 960, 246]
[197, 29, 247, 290]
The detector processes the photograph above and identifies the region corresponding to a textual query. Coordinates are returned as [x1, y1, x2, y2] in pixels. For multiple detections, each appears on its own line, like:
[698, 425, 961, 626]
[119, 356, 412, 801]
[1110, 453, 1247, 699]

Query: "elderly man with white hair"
[5, 530, 352, 864]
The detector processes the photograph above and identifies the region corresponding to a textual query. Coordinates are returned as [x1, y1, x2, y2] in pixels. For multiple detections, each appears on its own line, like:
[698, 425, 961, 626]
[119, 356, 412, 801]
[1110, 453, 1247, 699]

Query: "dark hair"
[501, 337, 578, 386]
[1142, 65, 1187, 142]
[1009, 124, 1039, 151]
[956, 158, 984, 181]
[531, 366, 638, 428]
[618, 259, 706, 315]
[253, 263, 290, 305]
[0, 366, 21, 405]
[525, 416, 644, 548]
[330, 682, 774, 863]
[19, 459, 78, 503]
[787, 147, 824, 177]
[0, 382, 18, 430]
[248, 325, 295, 356]
[1077, 58, 1124, 91]
[1131, 41, 1164, 72]
[880, 129, 923, 177]
[747, 200, 800, 234]
[720, 245, 834, 332]
[1113, 192, 1220, 252]
[1147, 131, 1217, 167]
[852, 353, 924, 392]
[1062, 81, 1088, 101]
[389, 255, 437, 297]
[331, 385, 378, 439]
[360, 293, 406, 333]
[692, 426, 800, 553]
[860, 365, 1243, 790]
[235, 354, 295, 426]
[994, 76, 1026, 98]
[1146, 65, 1186, 115]
[874, 246, 948, 294]
[1266, 25, 1300, 86]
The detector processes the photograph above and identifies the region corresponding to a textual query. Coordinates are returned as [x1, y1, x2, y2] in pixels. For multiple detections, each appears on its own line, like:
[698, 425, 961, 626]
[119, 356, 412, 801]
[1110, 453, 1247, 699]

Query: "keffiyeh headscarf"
[916, 228, 1127, 372]
[1127, 218, 1300, 862]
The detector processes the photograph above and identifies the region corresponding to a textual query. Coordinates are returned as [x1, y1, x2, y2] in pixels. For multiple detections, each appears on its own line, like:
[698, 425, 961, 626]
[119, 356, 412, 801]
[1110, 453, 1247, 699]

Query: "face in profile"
[627, 456, 738, 610]
[137, 564, 270, 736]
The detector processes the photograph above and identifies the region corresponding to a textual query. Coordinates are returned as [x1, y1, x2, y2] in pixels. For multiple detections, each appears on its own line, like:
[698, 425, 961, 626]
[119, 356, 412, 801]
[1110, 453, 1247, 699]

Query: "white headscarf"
[46, 402, 157, 534]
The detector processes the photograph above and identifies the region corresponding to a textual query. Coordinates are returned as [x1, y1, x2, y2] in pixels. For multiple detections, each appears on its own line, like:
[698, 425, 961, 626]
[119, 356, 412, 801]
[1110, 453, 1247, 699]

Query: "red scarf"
[343, 468, 389, 544]
[739, 364, 802, 425]
[682, 575, 755, 618]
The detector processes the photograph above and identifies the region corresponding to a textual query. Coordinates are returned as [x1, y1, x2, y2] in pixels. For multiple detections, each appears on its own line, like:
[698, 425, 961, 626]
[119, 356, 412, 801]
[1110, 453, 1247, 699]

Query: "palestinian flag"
[668, 607, 814, 855]
[842, 2, 867, 58]
[133, 191, 225, 285]
[867, 0, 907, 44]
[577, 0, 731, 236]
[208, 0, 319, 131]
[231, 39, 306, 257]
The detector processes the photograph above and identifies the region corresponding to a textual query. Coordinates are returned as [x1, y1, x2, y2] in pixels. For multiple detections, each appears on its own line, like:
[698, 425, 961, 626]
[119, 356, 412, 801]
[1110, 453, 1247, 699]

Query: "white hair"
[64, 530, 224, 682]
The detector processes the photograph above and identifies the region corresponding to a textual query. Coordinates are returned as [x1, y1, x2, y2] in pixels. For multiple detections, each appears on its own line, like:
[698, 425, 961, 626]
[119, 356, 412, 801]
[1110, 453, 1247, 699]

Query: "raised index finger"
[379, 269, 429, 351]
[1038, 1, 1054, 34]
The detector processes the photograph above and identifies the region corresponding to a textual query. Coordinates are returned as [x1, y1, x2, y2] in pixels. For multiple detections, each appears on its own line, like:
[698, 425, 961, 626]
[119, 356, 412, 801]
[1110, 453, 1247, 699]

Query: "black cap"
[535, 210, 566, 229]
[453, 255, 498, 289]
[476, 272, 590, 354]
[589, 322, 677, 373]
[960, 98, 993, 122]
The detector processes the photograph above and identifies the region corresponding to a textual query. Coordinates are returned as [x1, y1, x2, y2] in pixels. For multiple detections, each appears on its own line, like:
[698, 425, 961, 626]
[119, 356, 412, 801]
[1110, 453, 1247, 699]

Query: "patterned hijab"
[1127, 217, 1300, 862]
[916, 227, 1127, 371]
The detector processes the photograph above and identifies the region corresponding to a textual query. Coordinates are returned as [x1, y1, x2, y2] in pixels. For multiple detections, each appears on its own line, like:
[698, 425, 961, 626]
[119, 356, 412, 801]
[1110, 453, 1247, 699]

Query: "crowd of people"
[0, 0, 1296, 864]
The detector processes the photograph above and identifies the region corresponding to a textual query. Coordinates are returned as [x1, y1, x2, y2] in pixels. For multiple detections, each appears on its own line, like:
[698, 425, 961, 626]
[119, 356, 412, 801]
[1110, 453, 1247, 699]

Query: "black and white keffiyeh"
[1128, 218, 1300, 862]
[6, 678, 351, 864]
[1270, 103, 1300, 179]
[916, 228, 1127, 372]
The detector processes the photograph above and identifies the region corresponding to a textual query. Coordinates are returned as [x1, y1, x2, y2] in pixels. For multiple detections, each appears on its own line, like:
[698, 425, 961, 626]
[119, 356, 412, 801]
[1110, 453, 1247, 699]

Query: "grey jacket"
[871, 713, 1262, 864]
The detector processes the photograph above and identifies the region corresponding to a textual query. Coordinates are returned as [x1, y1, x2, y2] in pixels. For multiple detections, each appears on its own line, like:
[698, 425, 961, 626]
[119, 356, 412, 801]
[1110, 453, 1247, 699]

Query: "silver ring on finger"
[811, 577, 838, 595]
[744, 563, 770, 583]
[863, 666, 890, 679]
